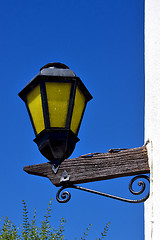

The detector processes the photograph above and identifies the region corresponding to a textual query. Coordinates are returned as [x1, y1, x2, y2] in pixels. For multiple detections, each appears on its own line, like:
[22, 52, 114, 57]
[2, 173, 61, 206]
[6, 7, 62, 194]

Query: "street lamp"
[19, 63, 150, 204]
[18, 63, 92, 173]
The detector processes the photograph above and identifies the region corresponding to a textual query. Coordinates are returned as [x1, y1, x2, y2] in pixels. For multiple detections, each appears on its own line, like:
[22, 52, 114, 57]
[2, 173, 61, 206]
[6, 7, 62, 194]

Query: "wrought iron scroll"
[56, 175, 150, 204]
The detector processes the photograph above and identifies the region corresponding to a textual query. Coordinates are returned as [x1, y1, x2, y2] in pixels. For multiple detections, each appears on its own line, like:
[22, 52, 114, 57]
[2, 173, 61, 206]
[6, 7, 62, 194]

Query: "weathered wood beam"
[24, 145, 150, 187]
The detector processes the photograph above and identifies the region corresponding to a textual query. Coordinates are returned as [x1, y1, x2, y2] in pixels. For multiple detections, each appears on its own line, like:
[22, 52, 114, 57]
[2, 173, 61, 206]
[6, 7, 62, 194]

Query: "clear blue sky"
[0, 0, 147, 239]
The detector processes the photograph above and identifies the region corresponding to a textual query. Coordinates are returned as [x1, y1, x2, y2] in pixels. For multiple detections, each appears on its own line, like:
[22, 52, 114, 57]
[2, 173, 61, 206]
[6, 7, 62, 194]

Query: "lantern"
[18, 63, 92, 173]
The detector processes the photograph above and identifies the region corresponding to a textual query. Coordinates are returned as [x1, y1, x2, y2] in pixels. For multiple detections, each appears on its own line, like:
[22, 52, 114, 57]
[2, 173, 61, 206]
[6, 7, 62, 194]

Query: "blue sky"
[0, 0, 146, 239]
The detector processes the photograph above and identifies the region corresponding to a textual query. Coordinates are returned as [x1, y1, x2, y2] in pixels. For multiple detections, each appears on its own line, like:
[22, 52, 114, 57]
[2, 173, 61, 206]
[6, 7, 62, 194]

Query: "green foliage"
[96, 222, 110, 240]
[80, 224, 92, 240]
[0, 216, 20, 240]
[0, 200, 110, 239]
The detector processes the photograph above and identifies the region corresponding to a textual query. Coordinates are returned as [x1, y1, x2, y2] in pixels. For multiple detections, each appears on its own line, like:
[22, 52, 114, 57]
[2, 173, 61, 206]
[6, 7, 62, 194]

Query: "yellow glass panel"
[26, 85, 45, 134]
[71, 87, 86, 134]
[45, 82, 71, 128]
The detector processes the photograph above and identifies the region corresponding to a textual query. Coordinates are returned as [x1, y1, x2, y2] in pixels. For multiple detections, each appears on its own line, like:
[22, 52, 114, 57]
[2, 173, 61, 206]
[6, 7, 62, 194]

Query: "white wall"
[145, 0, 160, 239]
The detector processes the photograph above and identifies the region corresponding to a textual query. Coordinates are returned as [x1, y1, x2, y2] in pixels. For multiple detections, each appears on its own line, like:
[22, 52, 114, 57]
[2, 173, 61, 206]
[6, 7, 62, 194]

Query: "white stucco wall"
[145, 0, 160, 239]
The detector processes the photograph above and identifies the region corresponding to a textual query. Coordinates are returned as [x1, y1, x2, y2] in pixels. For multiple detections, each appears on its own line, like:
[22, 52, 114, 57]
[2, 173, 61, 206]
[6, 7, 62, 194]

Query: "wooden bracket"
[23, 145, 150, 187]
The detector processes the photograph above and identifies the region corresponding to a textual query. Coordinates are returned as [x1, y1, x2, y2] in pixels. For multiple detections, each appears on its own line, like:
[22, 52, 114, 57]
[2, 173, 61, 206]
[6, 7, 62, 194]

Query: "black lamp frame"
[18, 75, 92, 172]
[19, 75, 92, 136]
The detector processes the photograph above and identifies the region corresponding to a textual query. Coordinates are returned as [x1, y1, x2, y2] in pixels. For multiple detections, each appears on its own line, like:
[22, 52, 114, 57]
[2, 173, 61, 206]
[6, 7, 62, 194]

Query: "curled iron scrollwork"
[128, 175, 150, 203]
[56, 175, 150, 204]
[56, 186, 71, 203]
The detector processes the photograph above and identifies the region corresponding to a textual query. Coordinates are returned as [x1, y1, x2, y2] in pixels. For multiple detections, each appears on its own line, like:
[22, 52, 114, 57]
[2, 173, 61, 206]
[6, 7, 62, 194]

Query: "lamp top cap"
[39, 62, 76, 77]
[40, 62, 70, 71]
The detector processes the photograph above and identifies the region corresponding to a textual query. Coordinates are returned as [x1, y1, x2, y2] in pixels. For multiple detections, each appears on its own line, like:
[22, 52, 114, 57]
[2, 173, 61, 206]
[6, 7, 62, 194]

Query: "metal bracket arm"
[56, 175, 150, 204]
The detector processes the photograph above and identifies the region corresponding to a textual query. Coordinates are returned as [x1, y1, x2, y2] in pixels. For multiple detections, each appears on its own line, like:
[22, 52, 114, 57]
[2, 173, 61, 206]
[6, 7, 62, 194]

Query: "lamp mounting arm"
[56, 175, 150, 204]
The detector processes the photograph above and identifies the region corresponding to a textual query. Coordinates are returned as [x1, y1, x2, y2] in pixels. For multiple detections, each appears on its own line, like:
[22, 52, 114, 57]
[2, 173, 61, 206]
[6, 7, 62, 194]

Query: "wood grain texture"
[23, 145, 150, 187]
